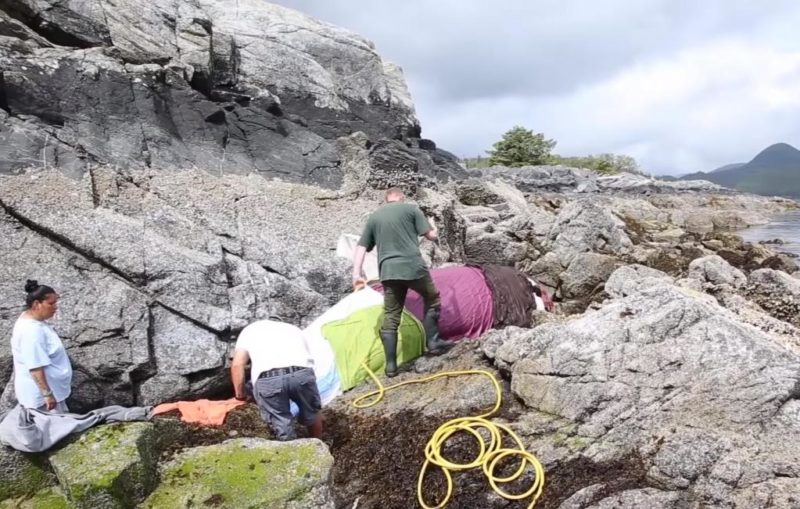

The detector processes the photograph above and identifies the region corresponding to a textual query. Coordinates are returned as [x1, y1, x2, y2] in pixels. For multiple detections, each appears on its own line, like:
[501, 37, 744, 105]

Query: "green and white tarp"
[321, 304, 424, 391]
[305, 287, 425, 392]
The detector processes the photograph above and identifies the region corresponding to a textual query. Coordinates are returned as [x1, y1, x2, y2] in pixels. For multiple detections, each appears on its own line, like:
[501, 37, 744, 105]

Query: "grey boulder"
[483, 276, 800, 506]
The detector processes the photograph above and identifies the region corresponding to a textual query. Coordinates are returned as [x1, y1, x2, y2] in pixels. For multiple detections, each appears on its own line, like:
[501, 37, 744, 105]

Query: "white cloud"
[532, 39, 800, 173]
[271, 0, 800, 174]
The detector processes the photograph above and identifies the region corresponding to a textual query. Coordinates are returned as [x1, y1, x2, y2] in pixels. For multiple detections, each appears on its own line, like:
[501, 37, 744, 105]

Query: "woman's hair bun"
[24, 279, 39, 293]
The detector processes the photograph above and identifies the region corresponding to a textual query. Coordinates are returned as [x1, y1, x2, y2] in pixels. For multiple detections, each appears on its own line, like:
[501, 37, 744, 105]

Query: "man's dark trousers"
[253, 366, 321, 441]
[381, 273, 441, 334]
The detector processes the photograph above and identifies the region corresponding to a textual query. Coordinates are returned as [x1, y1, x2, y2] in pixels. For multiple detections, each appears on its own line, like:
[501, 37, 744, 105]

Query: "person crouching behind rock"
[230, 319, 323, 441]
[11, 280, 73, 412]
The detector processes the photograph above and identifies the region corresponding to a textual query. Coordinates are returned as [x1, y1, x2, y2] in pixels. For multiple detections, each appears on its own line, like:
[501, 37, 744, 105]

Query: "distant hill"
[678, 143, 800, 198]
[709, 162, 746, 174]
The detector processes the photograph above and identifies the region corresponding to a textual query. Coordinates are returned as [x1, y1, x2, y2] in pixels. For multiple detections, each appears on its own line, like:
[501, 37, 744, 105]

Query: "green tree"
[594, 154, 619, 175]
[611, 154, 639, 173]
[487, 126, 556, 167]
[594, 153, 641, 174]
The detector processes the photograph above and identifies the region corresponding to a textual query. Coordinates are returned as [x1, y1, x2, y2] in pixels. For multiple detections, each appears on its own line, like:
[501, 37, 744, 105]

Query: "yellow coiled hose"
[352, 366, 545, 508]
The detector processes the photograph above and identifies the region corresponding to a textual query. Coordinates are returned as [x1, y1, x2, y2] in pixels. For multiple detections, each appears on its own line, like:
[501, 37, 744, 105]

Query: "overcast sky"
[271, 0, 800, 175]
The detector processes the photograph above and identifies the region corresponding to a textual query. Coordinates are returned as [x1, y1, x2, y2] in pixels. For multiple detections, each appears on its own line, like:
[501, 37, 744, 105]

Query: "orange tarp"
[153, 398, 248, 426]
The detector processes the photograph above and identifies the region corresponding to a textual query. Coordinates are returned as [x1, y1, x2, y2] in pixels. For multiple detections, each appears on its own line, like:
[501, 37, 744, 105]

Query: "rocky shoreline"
[2, 0, 800, 507]
[2, 162, 799, 508]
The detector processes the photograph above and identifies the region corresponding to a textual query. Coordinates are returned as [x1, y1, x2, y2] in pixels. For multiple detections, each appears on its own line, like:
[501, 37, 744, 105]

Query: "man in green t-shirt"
[352, 188, 453, 377]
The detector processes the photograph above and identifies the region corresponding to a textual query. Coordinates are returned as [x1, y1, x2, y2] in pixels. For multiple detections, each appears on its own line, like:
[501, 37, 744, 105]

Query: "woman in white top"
[10, 280, 73, 412]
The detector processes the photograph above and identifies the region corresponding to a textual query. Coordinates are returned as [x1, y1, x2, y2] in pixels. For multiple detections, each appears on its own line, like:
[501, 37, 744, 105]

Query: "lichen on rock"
[142, 438, 334, 509]
[0, 487, 70, 509]
[47, 422, 157, 508]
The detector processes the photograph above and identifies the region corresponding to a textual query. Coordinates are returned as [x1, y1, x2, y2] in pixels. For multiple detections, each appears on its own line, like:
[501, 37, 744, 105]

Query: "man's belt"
[257, 366, 306, 379]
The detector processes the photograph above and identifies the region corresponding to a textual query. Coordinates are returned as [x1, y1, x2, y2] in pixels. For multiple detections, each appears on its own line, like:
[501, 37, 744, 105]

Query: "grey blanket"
[0, 404, 154, 452]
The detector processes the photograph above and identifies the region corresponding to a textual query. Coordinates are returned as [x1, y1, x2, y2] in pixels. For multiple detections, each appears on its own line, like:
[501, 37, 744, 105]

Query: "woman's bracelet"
[41, 389, 53, 398]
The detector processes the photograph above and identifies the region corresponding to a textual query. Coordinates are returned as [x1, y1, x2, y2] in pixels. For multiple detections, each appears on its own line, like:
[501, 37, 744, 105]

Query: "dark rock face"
[366, 139, 423, 194]
[747, 269, 800, 328]
[761, 253, 798, 274]
[0, 0, 465, 188]
[0, 45, 342, 185]
[363, 139, 467, 195]
[278, 93, 420, 144]
[0, 0, 111, 48]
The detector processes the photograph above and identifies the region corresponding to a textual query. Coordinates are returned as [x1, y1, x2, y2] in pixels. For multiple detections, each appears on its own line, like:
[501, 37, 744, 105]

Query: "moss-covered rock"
[0, 446, 55, 501]
[0, 487, 70, 509]
[48, 423, 157, 509]
[142, 438, 334, 509]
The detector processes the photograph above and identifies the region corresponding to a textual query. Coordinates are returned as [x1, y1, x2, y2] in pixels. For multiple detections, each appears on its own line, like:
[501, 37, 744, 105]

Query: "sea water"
[737, 209, 800, 257]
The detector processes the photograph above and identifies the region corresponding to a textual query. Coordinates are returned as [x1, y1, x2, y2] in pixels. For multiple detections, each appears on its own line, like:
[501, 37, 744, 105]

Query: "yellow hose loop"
[485, 447, 545, 501]
[353, 364, 546, 508]
[351, 359, 386, 409]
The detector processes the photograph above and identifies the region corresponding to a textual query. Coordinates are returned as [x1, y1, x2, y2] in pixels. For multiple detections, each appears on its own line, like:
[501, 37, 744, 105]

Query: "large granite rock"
[469, 166, 727, 195]
[597, 173, 725, 194]
[48, 422, 158, 508]
[464, 226, 530, 266]
[560, 252, 621, 300]
[545, 199, 633, 264]
[0, 0, 451, 182]
[468, 166, 600, 194]
[331, 343, 498, 420]
[0, 167, 381, 410]
[518, 196, 636, 298]
[687, 255, 747, 290]
[456, 178, 554, 267]
[0, 202, 152, 411]
[653, 194, 776, 234]
[713, 292, 800, 353]
[482, 274, 800, 507]
[604, 264, 674, 299]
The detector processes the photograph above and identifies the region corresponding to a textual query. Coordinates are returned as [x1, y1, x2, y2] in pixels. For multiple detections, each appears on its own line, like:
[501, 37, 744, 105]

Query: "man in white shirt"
[230, 319, 322, 441]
